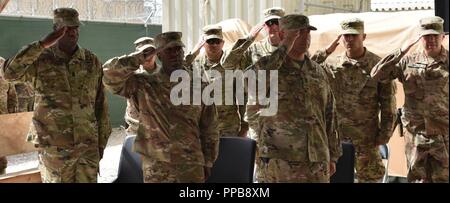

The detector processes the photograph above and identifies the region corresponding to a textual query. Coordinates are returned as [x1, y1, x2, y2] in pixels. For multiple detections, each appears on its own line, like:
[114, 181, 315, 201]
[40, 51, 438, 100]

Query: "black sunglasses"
[265, 19, 279, 26]
[206, 38, 223, 45]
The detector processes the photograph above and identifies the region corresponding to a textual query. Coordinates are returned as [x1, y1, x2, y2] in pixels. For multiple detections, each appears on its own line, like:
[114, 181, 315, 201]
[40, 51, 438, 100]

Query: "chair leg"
[382, 145, 390, 183]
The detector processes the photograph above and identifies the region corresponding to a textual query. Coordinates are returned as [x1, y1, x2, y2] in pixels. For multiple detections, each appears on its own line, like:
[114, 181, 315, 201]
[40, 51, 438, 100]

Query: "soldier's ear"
[362, 33, 367, 41]
[279, 30, 285, 39]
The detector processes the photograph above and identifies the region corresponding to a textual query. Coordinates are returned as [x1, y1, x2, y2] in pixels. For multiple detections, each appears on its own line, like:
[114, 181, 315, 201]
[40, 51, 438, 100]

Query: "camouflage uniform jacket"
[222, 37, 277, 130]
[124, 66, 159, 135]
[192, 53, 242, 136]
[371, 48, 449, 136]
[1, 57, 18, 114]
[14, 82, 35, 112]
[1, 42, 112, 150]
[251, 46, 342, 163]
[312, 49, 396, 143]
[103, 54, 219, 167]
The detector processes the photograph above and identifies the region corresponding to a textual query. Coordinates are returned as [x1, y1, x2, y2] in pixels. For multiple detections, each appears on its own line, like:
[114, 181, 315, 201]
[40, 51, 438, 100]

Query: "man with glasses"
[371, 16, 449, 183]
[221, 7, 285, 181]
[191, 25, 245, 137]
[123, 37, 158, 136]
[311, 18, 397, 183]
[1, 8, 112, 183]
[248, 14, 341, 182]
[103, 32, 219, 183]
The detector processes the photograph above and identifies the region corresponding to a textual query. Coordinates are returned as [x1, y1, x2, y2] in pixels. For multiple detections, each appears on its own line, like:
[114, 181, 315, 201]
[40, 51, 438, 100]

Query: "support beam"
[0, 0, 10, 13]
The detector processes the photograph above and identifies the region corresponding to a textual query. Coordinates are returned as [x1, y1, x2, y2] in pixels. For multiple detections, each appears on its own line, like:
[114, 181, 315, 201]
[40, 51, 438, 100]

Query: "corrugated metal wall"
[163, 0, 304, 50]
[162, 0, 371, 50]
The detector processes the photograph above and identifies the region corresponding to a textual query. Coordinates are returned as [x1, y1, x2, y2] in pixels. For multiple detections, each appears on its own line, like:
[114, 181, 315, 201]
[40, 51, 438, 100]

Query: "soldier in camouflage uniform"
[371, 16, 448, 183]
[124, 36, 203, 136]
[124, 37, 158, 135]
[222, 7, 285, 139]
[249, 14, 342, 183]
[221, 7, 285, 182]
[191, 25, 246, 137]
[1, 56, 18, 175]
[103, 32, 219, 183]
[1, 8, 112, 183]
[311, 19, 397, 183]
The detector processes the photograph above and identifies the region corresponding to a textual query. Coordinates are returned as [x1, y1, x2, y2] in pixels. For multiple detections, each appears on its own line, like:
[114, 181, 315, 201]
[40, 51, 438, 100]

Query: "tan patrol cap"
[202, 25, 223, 40]
[154, 32, 185, 49]
[279, 14, 317, 31]
[134, 37, 155, 52]
[340, 18, 364, 35]
[419, 16, 446, 36]
[263, 7, 285, 22]
[53, 8, 81, 27]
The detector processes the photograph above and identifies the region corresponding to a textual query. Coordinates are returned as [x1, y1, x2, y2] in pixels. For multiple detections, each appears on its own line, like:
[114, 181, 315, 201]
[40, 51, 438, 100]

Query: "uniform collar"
[338, 48, 370, 68]
[422, 47, 449, 64]
[51, 44, 85, 62]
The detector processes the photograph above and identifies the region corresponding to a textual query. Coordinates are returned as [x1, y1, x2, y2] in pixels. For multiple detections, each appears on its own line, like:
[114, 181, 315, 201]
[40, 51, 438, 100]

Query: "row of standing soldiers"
[0, 7, 448, 183]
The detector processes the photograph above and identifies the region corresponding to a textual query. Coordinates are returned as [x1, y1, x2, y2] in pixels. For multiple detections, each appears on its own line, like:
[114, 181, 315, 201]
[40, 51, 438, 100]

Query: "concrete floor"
[3, 127, 128, 183]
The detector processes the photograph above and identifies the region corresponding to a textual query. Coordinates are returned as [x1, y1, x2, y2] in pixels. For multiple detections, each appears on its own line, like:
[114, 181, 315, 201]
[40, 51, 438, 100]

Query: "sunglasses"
[265, 19, 279, 26]
[206, 38, 223, 45]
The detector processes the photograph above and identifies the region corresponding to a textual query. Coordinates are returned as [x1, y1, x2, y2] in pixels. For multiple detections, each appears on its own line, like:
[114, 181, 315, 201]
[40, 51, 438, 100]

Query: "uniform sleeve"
[377, 80, 397, 145]
[221, 37, 255, 70]
[371, 49, 407, 83]
[310, 48, 330, 64]
[238, 94, 249, 134]
[252, 45, 288, 71]
[94, 57, 112, 150]
[1, 41, 43, 83]
[327, 89, 342, 163]
[184, 52, 199, 67]
[7, 83, 18, 113]
[199, 103, 220, 168]
[102, 53, 143, 98]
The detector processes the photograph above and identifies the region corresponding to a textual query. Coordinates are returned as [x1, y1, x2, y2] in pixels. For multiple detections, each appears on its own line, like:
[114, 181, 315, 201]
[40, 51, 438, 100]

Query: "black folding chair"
[379, 144, 390, 183]
[206, 137, 257, 183]
[331, 141, 355, 183]
[114, 136, 257, 183]
[113, 135, 143, 183]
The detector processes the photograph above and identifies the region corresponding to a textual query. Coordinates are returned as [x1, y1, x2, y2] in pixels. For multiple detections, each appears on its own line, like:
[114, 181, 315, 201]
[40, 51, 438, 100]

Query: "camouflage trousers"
[38, 146, 100, 183]
[0, 156, 7, 175]
[257, 158, 330, 183]
[351, 139, 386, 183]
[142, 156, 205, 183]
[404, 130, 449, 183]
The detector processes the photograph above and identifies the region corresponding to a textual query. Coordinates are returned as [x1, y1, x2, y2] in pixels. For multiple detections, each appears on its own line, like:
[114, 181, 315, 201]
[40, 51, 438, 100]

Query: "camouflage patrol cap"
[419, 16, 446, 36]
[340, 18, 364, 35]
[134, 37, 155, 52]
[154, 32, 185, 49]
[279, 14, 317, 31]
[203, 25, 223, 40]
[53, 8, 81, 27]
[263, 7, 286, 22]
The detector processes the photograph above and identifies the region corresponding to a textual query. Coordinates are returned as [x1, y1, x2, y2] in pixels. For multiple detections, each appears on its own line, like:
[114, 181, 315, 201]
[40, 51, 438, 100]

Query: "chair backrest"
[113, 135, 143, 183]
[379, 144, 389, 160]
[330, 142, 355, 183]
[206, 137, 257, 183]
[114, 136, 257, 183]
